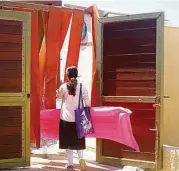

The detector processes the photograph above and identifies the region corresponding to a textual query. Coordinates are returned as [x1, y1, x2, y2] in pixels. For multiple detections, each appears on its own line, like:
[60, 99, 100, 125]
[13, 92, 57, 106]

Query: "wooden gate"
[0, 10, 31, 168]
[96, 12, 164, 170]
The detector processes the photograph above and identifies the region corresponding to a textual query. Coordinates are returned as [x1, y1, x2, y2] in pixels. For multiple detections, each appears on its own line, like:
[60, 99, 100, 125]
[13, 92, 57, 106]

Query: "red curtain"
[30, 11, 41, 147]
[44, 7, 72, 109]
[86, 6, 99, 107]
[64, 9, 84, 81]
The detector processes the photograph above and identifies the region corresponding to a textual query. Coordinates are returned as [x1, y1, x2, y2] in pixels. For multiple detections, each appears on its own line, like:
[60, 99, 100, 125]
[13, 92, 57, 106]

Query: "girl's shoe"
[65, 165, 74, 171]
[79, 159, 87, 171]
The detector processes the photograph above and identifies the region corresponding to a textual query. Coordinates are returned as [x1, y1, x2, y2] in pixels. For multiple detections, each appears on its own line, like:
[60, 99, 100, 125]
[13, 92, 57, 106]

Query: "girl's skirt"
[59, 119, 86, 150]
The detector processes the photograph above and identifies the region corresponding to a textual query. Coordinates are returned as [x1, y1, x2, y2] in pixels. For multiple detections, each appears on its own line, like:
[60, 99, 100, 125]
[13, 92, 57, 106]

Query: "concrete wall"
[163, 26, 179, 146]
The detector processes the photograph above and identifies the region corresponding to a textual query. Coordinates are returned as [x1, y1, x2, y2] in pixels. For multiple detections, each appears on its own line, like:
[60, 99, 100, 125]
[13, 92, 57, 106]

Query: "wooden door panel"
[0, 10, 31, 169]
[96, 12, 164, 169]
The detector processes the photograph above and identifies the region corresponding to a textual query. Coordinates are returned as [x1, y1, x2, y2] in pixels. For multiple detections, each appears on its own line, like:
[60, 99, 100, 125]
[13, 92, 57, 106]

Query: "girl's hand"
[56, 89, 59, 98]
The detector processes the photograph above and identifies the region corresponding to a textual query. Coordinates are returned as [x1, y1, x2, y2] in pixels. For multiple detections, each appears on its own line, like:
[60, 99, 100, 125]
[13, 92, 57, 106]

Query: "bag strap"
[78, 83, 84, 109]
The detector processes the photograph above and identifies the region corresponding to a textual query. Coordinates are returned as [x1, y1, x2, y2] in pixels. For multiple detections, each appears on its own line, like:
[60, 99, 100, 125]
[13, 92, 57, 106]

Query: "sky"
[63, 0, 179, 27]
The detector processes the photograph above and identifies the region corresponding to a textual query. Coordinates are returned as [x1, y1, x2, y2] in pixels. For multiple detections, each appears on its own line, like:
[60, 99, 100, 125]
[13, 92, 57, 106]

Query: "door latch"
[27, 93, 30, 99]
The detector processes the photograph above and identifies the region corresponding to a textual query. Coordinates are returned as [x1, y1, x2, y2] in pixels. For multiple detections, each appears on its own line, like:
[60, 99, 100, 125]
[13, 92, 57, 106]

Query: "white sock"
[77, 150, 84, 160]
[66, 149, 73, 166]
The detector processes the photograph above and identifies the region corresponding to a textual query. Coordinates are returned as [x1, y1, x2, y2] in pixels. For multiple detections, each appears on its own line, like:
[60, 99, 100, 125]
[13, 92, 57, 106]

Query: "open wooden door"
[0, 10, 31, 168]
[96, 12, 164, 170]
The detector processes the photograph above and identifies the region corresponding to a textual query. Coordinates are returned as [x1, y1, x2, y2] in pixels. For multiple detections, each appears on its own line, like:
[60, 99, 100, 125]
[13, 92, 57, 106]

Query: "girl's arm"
[82, 85, 91, 107]
[56, 84, 65, 99]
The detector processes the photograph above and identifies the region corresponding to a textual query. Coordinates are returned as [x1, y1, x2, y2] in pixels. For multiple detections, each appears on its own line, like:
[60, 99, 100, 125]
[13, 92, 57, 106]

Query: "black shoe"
[65, 165, 74, 171]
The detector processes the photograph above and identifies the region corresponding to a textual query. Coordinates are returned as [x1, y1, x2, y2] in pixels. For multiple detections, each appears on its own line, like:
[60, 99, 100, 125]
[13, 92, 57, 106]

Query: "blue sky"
[63, 0, 179, 27]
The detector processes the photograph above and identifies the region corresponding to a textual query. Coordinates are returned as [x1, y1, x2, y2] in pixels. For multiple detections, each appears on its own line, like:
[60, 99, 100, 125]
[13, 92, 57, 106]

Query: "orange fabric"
[39, 11, 49, 109]
[38, 11, 45, 50]
[42, 11, 49, 35]
[86, 6, 99, 107]
[39, 37, 47, 107]
[2, 6, 41, 147]
[64, 9, 84, 81]
[44, 7, 72, 109]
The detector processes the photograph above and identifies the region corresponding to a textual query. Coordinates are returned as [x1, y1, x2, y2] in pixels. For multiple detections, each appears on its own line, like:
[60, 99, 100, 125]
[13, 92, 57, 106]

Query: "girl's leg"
[66, 149, 73, 166]
[77, 150, 84, 160]
[77, 150, 86, 171]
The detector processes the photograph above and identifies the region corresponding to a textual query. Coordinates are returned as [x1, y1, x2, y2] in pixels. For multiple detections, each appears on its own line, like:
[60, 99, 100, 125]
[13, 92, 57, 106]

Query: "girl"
[56, 66, 90, 171]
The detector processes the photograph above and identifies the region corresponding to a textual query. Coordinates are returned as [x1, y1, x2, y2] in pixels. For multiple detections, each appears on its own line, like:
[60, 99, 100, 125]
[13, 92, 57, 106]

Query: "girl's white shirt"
[58, 82, 91, 122]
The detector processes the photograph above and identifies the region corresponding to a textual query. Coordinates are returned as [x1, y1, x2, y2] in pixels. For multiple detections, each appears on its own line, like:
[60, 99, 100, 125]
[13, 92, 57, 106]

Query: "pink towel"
[40, 107, 139, 152]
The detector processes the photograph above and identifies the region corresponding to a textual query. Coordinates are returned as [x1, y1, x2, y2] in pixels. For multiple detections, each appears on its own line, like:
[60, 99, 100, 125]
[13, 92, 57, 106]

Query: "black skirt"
[59, 119, 86, 150]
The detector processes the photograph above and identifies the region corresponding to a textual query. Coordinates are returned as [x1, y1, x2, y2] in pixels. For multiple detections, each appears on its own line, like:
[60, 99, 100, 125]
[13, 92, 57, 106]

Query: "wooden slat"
[104, 27, 156, 39]
[103, 55, 156, 66]
[103, 19, 156, 30]
[131, 118, 155, 129]
[0, 107, 22, 127]
[0, 61, 21, 70]
[132, 126, 156, 137]
[103, 101, 154, 109]
[0, 60, 22, 92]
[103, 87, 156, 96]
[0, 78, 22, 92]
[0, 107, 22, 118]
[0, 127, 21, 136]
[0, 34, 22, 43]
[0, 68, 21, 77]
[0, 19, 22, 35]
[0, 135, 21, 145]
[103, 58, 156, 69]
[0, 52, 22, 60]
[0, 153, 21, 160]
[104, 44, 156, 55]
[130, 109, 155, 119]
[104, 72, 156, 81]
[0, 42, 22, 52]
[117, 74, 155, 80]
[0, 118, 21, 127]
[104, 35, 156, 46]
[105, 45, 155, 56]
[0, 144, 21, 154]
[0, 19, 22, 26]
[103, 80, 156, 88]
[0, 25, 22, 35]
[0, 68, 21, 78]
[109, 68, 156, 73]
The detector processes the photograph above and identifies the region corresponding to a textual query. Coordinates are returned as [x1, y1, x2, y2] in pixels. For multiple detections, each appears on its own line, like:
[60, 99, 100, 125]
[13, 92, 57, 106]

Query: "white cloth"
[58, 82, 91, 122]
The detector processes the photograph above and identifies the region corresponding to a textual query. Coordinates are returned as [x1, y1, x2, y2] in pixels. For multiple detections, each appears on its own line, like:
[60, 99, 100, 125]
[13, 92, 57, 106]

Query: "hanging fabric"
[44, 7, 72, 109]
[39, 11, 49, 110]
[30, 10, 41, 148]
[86, 6, 99, 107]
[64, 9, 84, 82]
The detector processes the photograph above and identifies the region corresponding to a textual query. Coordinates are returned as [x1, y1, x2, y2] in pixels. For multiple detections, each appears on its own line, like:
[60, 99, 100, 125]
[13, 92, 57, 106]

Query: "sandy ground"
[3, 139, 147, 171]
